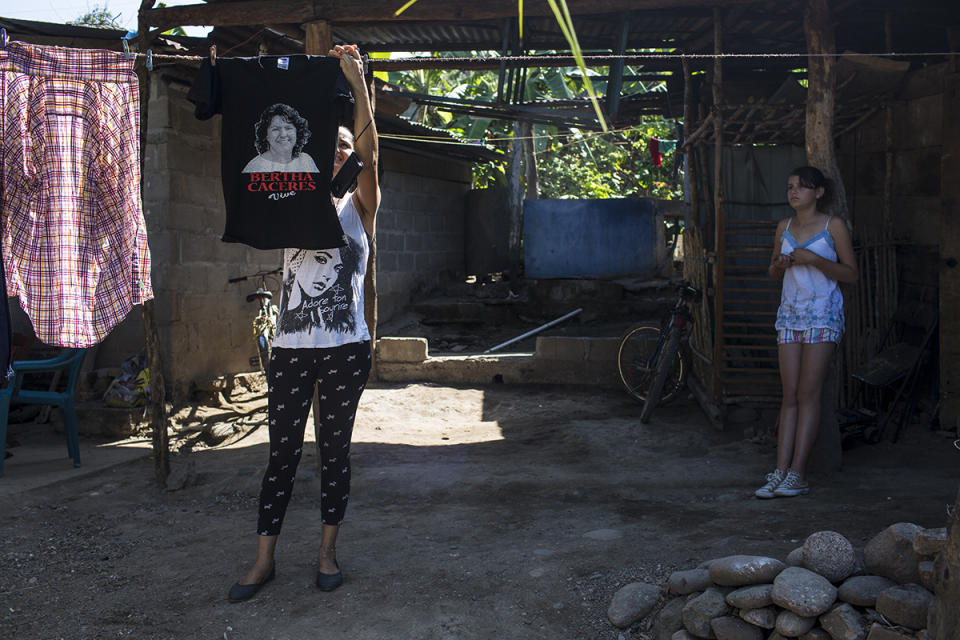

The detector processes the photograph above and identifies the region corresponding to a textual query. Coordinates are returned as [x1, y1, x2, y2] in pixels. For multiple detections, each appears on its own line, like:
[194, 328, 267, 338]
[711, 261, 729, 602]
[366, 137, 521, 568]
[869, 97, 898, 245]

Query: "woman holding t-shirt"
[228, 43, 379, 602]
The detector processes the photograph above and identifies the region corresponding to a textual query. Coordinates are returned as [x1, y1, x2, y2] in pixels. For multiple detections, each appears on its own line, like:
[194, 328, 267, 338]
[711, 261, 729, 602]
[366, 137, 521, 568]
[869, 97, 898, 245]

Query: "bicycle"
[228, 268, 282, 372]
[617, 281, 703, 423]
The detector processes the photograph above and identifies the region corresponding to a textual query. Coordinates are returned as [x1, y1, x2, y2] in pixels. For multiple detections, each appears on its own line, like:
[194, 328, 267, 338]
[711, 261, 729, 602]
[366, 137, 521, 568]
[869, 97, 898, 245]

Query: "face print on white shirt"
[289, 249, 344, 308]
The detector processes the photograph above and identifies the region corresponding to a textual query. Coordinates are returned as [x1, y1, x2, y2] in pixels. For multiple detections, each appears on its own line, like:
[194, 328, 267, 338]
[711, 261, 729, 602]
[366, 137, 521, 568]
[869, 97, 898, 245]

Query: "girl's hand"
[328, 44, 364, 89]
[772, 253, 793, 270]
[790, 248, 818, 266]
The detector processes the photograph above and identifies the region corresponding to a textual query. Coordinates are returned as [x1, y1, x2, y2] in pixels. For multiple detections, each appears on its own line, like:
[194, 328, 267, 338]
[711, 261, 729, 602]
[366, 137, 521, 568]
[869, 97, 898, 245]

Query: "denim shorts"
[777, 327, 842, 345]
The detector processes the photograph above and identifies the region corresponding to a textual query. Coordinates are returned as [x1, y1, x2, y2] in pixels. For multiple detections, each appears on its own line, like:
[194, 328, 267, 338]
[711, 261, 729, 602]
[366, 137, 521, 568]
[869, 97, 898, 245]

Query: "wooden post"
[940, 70, 960, 437]
[521, 121, 538, 200]
[137, 0, 169, 486]
[803, 0, 848, 219]
[508, 120, 525, 268]
[362, 63, 378, 378]
[711, 7, 725, 407]
[303, 20, 333, 54]
[682, 57, 699, 231]
[605, 14, 630, 117]
[931, 488, 960, 637]
[803, 0, 843, 469]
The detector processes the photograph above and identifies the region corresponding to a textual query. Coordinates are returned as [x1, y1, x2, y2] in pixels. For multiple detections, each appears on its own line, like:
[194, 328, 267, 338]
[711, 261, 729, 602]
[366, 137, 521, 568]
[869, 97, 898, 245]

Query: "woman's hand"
[329, 44, 365, 91]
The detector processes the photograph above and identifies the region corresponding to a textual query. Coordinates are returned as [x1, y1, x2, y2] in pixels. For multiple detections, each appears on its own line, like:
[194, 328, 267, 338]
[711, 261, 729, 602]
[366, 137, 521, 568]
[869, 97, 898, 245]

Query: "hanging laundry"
[0, 253, 11, 381]
[648, 137, 662, 167]
[0, 41, 153, 348]
[187, 56, 355, 250]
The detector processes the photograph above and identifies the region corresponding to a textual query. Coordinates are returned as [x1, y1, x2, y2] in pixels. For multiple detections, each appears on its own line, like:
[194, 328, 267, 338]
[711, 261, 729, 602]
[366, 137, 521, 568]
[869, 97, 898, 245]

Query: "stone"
[864, 623, 914, 640]
[672, 632, 698, 640]
[917, 560, 936, 592]
[682, 587, 731, 638]
[863, 523, 924, 584]
[739, 606, 777, 629]
[819, 602, 865, 640]
[772, 567, 838, 617]
[776, 609, 817, 636]
[607, 581, 662, 628]
[710, 615, 764, 640]
[668, 568, 714, 595]
[652, 596, 687, 640]
[376, 337, 428, 362]
[802, 531, 858, 583]
[786, 547, 806, 567]
[875, 584, 933, 629]
[727, 584, 774, 609]
[709, 555, 786, 586]
[799, 630, 831, 640]
[837, 575, 897, 607]
[912, 527, 947, 557]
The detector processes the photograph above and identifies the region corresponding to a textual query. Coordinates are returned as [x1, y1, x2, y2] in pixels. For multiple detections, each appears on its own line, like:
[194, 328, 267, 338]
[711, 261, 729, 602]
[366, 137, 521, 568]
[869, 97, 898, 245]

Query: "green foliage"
[386, 52, 683, 199]
[69, 6, 122, 29]
[535, 120, 682, 200]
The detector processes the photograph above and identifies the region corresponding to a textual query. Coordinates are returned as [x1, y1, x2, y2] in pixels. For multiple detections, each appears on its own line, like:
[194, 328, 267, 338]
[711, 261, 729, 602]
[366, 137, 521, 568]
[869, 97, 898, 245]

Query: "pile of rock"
[607, 522, 948, 639]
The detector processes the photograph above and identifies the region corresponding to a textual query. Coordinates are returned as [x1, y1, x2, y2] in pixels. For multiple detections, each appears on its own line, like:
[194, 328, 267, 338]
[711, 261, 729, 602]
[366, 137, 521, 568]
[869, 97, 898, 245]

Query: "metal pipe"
[483, 308, 583, 354]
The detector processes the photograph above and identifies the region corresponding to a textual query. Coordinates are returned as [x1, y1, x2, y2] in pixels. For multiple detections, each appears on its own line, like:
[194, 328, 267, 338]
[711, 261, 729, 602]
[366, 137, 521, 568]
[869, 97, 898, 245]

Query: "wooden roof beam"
[141, 0, 771, 29]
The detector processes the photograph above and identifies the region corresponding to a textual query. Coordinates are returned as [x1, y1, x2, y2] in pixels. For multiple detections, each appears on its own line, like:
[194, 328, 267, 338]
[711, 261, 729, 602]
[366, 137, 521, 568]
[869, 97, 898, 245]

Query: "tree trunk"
[803, 0, 848, 219]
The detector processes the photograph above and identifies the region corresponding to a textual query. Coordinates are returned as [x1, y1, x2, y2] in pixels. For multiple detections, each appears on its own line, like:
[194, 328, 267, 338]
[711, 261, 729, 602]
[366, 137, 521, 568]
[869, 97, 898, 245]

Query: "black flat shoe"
[228, 566, 275, 603]
[315, 562, 342, 592]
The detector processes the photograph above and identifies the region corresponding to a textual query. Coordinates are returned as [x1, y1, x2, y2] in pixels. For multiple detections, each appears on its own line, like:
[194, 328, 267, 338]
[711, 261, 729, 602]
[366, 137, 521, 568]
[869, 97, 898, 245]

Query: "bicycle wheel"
[618, 324, 684, 405]
[640, 329, 685, 423]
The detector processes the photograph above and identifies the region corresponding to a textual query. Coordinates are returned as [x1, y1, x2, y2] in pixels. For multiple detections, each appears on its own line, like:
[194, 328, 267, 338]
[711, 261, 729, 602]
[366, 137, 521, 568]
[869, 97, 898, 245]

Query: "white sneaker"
[754, 469, 786, 499]
[773, 470, 810, 497]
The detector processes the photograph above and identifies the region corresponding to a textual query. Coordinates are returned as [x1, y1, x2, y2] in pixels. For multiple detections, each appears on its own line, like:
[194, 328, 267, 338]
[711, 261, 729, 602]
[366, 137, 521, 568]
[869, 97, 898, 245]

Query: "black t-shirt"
[187, 55, 354, 250]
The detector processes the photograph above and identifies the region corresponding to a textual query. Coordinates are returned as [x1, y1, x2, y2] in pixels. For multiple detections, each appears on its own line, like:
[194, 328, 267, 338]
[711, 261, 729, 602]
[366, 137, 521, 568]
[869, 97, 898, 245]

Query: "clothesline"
[136, 49, 958, 70]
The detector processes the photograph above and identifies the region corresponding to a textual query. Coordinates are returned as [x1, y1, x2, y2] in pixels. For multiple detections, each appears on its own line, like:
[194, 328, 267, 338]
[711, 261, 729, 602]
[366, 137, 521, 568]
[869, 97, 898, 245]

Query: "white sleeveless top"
[272, 193, 370, 348]
[775, 216, 845, 334]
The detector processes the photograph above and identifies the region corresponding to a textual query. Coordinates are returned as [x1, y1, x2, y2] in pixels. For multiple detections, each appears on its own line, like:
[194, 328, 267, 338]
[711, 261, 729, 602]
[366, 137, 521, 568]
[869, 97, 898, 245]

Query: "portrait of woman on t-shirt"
[277, 235, 362, 335]
[242, 103, 320, 173]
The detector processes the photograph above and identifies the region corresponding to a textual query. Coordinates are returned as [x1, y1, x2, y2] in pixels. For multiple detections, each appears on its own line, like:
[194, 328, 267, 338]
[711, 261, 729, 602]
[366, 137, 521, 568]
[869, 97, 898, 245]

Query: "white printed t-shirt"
[272, 193, 370, 349]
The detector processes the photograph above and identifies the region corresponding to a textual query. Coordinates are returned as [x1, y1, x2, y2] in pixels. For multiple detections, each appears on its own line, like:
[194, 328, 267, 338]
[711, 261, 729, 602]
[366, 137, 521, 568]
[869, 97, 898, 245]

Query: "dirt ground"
[1, 382, 958, 640]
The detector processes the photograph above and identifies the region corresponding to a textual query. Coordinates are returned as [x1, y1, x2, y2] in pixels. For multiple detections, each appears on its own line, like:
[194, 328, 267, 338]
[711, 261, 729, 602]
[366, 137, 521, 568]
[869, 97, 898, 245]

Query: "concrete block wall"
[138, 74, 282, 398]
[840, 63, 944, 251]
[376, 147, 472, 323]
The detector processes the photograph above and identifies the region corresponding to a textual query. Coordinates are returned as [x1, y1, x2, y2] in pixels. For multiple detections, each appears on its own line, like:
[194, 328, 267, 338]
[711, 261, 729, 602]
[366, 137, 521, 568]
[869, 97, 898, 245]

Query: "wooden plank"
[142, 0, 767, 28]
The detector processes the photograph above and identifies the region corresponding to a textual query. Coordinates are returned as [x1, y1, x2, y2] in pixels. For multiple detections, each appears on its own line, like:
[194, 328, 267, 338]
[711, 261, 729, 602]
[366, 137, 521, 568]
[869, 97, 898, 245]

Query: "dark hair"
[278, 235, 362, 336]
[789, 166, 833, 210]
[253, 103, 311, 157]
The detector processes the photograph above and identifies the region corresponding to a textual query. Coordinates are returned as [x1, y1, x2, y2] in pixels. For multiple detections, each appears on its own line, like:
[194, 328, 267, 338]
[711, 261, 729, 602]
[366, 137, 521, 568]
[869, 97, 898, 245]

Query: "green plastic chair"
[0, 348, 87, 477]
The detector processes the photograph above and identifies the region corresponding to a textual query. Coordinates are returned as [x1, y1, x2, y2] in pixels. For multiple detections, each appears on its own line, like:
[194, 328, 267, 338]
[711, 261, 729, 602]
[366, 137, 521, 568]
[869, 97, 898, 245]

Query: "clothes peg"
[209, 44, 217, 66]
[1, 28, 9, 48]
[146, 49, 153, 71]
[122, 38, 132, 60]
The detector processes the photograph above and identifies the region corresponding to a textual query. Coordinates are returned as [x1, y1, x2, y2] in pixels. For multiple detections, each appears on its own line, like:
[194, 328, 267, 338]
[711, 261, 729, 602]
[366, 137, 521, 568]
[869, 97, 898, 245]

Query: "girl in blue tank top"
[755, 166, 858, 499]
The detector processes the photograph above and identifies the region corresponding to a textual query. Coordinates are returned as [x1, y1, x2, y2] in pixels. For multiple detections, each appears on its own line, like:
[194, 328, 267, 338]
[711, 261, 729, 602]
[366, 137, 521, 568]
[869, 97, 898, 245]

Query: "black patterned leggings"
[257, 341, 371, 536]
